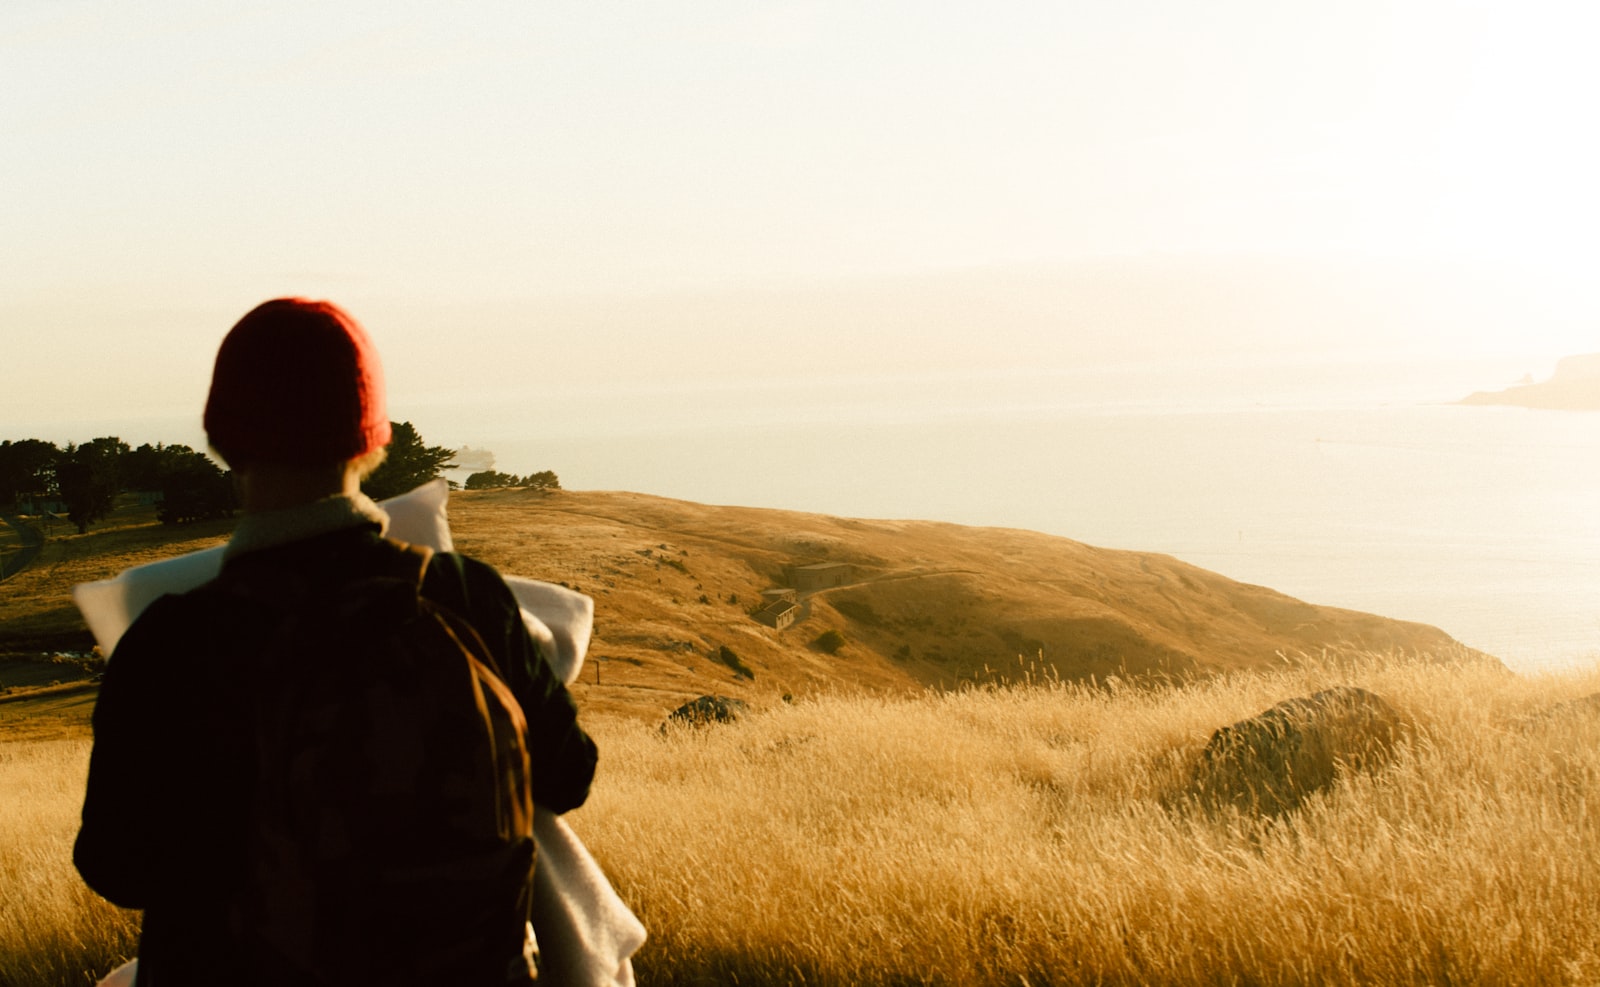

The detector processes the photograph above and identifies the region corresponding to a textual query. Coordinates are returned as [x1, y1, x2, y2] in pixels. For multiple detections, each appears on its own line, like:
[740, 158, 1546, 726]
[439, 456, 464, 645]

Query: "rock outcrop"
[1188, 686, 1408, 815]
[664, 694, 751, 729]
[1460, 353, 1600, 411]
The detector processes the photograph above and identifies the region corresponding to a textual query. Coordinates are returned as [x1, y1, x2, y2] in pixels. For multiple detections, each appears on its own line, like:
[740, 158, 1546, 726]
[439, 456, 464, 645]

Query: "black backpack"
[224, 539, 537, 986]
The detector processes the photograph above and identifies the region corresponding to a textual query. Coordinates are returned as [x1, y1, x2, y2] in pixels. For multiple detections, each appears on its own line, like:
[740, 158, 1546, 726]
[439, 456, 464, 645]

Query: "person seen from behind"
[75, 298, 598, 985]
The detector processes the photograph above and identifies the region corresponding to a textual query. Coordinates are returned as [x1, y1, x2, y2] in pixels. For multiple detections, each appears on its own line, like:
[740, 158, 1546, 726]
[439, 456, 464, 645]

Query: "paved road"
[0, 513, 44, 581]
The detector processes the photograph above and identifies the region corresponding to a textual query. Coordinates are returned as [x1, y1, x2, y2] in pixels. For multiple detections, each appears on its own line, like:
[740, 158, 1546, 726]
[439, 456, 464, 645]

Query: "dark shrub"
[813, 630, 845, 655]
[717, 645, 755, 680]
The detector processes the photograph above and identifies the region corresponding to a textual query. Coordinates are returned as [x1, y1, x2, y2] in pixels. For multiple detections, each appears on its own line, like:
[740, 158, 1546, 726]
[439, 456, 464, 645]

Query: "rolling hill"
[1459, 353, 1600, 411]
[446, 489, 1481, 719]
[1, 488, 1482, 722]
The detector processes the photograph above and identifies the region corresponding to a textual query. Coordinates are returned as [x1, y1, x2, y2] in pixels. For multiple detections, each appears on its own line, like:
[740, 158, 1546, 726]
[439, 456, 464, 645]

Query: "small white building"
[754, 599, 800, 630]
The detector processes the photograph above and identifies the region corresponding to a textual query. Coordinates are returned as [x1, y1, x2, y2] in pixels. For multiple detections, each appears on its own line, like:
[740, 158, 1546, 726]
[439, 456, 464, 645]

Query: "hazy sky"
[4, 0, 1598, 433]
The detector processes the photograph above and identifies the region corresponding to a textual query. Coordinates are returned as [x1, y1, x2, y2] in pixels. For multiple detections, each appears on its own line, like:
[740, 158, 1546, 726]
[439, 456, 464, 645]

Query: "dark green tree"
[523, 470, 561, 491]
[121, 442, 177, 492]
[0, 439, 60, 507]
[361, 421, 457, 501]
[464, 470, 519, 490]
[56, 437, 128, 533]
[156, 448, 235, 524]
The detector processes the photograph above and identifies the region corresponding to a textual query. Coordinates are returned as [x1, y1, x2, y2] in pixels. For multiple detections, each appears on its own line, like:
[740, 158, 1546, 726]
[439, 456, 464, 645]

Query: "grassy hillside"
[1, 487, 1478, 722]
[447, 488, 1477, 719]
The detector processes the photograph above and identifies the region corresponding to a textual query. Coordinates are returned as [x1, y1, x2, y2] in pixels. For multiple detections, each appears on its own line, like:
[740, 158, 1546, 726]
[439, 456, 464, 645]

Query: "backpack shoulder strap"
[369, 537, 434, 592]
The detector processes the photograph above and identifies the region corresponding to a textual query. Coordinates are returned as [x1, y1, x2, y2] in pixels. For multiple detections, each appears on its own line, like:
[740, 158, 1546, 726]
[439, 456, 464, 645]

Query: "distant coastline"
[1459, 353, 1600, 411]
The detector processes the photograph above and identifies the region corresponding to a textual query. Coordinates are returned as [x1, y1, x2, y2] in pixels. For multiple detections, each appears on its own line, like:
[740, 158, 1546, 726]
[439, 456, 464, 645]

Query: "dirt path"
[0, 514, 44, 582]
[803, 567, 984, 598]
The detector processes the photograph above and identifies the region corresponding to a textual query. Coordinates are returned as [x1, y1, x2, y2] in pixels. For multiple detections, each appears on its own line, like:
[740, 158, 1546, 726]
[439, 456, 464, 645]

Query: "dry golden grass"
[5, 651, 1599, 985]
[566, 652, 1600, 986]
[0, 520, 25, 554]
[0, 687, 99, 743]
[0, 737, 139, 987]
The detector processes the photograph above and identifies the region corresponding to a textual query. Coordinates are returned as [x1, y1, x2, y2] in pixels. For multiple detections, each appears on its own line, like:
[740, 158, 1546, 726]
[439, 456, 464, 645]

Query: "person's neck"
[236, 464, 361, 514]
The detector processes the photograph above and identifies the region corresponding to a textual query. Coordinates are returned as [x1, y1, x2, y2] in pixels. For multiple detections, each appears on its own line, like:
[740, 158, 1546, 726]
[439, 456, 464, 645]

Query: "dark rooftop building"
[784, 562, 853, 594]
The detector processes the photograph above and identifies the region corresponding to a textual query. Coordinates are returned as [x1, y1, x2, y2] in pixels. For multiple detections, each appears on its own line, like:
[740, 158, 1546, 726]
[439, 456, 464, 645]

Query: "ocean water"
[415, 360, 1600, 674]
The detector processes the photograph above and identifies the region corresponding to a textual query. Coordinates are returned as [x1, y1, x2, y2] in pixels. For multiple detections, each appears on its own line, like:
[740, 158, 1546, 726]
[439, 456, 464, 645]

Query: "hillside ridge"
[446, 489, 1482, 719]
[1459, 352, 1600, 411]
[0, 488, 1485, 722]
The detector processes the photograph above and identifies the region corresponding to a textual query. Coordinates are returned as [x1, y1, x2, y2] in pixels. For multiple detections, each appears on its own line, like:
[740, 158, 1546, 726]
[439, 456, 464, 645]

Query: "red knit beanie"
[204, 298, 391, 467]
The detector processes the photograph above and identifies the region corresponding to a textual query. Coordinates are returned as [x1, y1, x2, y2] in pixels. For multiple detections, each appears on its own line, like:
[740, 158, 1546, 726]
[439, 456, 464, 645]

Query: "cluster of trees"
[360, 422, 460, 501]
[0, 438, 232, 532]
[2, 422, 559, 533]
[354, 422, 558, 497]
[462, 469, 561, 491]
[0, 439, 58, 508]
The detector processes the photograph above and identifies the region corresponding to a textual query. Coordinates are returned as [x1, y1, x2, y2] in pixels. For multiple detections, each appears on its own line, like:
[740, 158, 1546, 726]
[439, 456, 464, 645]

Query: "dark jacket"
[74, 523, 597, 985]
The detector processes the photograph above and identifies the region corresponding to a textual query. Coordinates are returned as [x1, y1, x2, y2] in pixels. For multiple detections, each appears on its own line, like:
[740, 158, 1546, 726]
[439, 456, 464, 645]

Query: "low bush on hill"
[811, 629, 846, 654]
[716, 645, 755, 680]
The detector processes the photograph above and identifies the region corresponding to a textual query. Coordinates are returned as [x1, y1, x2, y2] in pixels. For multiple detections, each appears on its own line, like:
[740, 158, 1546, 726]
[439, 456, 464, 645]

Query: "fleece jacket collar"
[223, 493, 390, 563]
